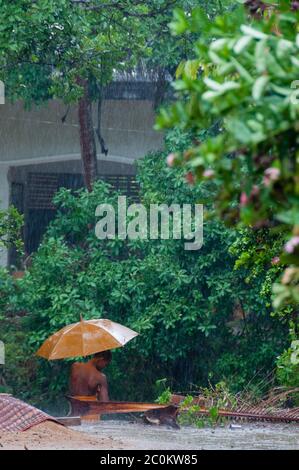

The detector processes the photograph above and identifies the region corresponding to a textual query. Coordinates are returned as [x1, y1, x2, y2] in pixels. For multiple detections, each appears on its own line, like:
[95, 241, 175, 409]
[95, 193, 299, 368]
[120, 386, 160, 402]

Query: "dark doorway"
[11, 172, 139, 260]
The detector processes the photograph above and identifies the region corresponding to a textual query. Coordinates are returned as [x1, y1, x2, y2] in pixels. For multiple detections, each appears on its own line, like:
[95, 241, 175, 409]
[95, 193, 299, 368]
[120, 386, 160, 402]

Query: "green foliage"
[155, 379, 172, 405]
[0, 268, 15, 319]
[0, 205, 23, 255]
[176, 381, 236, 427]
[277, 339, 299, 388]
[0, 206, 24, 390]
[0, 0, 294, 405]
[156, 1, 299, 311]
[0, 1, 219, 107]
[0, 0, 145, 104]
[178, 395, 204, 428]
[0, 130, 288, 407]
[157, 0, 299, 385]
[141, 1, 232, 74]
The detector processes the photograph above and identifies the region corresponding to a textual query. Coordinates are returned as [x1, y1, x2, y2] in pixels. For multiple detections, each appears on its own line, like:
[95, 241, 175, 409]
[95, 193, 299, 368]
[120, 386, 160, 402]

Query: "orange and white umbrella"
[36, 317, 138, 360]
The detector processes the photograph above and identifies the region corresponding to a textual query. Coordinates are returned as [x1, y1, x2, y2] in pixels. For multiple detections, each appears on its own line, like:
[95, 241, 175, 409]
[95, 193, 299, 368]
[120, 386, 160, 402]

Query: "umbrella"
[36, 317, 139, 360]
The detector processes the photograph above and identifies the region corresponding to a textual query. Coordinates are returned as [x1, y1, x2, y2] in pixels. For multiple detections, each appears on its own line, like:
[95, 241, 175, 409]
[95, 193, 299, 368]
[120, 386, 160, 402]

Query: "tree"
[156, 1, 299, 367]
[139, 0, 230, 107]
[0, 0, 192, 190]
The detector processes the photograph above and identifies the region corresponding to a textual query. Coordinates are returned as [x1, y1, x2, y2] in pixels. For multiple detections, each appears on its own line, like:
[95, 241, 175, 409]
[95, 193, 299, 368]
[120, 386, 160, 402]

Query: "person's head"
[92, 350, 112, 370]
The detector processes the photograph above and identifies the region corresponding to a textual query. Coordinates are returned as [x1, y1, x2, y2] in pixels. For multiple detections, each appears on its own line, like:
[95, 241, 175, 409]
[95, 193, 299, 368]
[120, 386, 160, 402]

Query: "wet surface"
[76, 419, 299, 450]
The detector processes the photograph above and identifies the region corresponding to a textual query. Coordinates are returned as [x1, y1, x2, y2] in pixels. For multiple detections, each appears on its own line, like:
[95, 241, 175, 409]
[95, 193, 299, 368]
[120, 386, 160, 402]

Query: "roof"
[0, 394, 57, 432]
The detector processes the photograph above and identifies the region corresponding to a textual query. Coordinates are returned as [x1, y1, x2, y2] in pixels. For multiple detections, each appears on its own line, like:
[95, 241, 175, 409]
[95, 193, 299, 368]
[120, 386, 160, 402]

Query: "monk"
[69, 350, 112, 401]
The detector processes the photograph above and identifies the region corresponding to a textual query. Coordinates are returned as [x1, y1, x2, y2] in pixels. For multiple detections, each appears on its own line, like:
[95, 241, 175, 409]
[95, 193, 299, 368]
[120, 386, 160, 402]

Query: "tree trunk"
[77, 78, 98, 192]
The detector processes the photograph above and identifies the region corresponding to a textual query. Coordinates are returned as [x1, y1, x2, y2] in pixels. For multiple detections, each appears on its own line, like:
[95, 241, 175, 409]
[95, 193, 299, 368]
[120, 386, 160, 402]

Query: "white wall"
[0, 99, 163, 165]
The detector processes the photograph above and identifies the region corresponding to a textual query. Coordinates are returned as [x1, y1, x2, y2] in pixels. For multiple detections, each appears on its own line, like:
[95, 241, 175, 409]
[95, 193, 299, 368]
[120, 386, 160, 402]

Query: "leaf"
[233, 35, 252, 54]
[203, 78, 223, 91]
[255, 39, 268, 73]
[190, 7, 210, 35]
[169, 8, 189, 35]
[208, 50, 226, 66]
[270, 83, 292, 97]
[209, 406, 219, 421]
[266, 53, 288, 78]
[240, 25, 268, 40]
[202, 90, 221, 101]
[218, 81, 241, 93]
[203, 80, 240, 99]
[276, 39, 294, 59]
[276, 208, 299, 225]
[210, 38, 229, 52]
[184, 60, 200, 80]
[227, 120, 252, 144]
[231, 57, 254, 83]
[252, 75, 269, 100]
[176, 61, 186, 79]
[291, 56, 299, 68]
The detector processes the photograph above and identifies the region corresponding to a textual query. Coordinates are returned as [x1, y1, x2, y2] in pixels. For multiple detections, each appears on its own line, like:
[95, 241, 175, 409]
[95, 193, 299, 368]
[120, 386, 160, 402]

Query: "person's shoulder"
[71, 361, 85, 371]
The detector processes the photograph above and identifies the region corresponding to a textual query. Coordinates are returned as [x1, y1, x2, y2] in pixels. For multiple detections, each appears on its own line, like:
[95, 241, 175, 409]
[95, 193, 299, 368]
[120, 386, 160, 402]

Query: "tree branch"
[96, 84, 108, 156]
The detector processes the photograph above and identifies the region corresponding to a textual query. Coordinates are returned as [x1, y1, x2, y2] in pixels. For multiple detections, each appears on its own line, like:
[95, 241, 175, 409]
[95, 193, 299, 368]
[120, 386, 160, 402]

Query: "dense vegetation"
[157, 0, 299, 387]
[0, 131, 289, 410]
[0, 1, 298, 411]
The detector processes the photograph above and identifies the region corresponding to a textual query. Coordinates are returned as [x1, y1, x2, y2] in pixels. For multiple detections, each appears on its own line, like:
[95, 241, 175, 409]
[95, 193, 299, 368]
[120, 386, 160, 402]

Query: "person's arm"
[96, 373, 109, 402]
[88, 371, 109, 401]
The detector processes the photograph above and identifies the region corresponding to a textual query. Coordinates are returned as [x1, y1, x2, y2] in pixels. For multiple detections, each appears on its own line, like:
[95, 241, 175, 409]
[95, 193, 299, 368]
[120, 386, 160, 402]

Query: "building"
[0, 74, 164, 266]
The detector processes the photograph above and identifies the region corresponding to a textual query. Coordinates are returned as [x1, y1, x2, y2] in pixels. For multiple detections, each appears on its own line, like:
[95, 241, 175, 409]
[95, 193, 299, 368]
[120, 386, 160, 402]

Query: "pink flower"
[203, 169, 215, 179]
[166, 153, 176, 167]
[263, 167, 280, 187]
[240, 192, 248, 207]
[284, 236, 299, 254]
[271, 256, 280, 265]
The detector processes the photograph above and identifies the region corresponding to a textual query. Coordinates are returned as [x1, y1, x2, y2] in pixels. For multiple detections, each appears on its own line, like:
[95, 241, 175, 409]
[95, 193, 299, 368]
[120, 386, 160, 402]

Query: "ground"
[0, 419, 298, 450]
